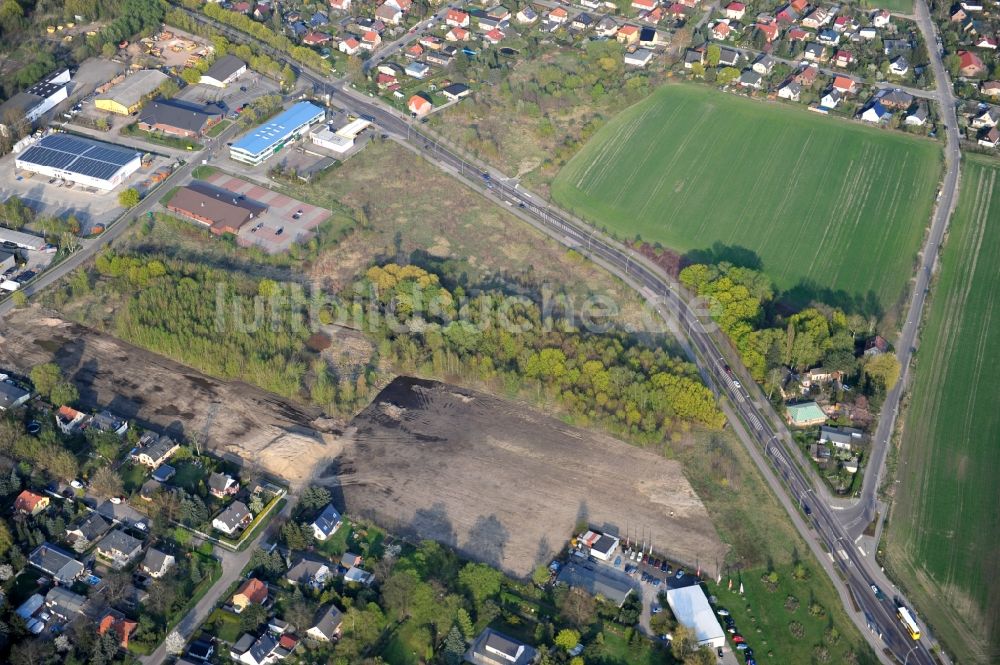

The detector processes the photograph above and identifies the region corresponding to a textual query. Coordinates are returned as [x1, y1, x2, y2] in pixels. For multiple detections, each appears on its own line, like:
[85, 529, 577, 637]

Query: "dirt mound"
[0, 308, 341, 487]
[320, 377, 728, 578]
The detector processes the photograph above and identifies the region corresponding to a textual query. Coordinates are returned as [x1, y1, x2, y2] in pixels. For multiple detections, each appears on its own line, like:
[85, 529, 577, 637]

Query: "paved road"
[140, 498, 294, 664]
[710, 39, 937, 100]
[362, 9, 451, 74]
[0, 121, 242, 321]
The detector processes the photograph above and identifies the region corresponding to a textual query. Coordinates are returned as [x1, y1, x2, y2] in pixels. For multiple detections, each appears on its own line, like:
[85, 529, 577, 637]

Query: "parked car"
[675, 569, 685, 579]
[736, 643, 749, 651]
[717, 608, 730, 617]
[733, 635, 745, 644]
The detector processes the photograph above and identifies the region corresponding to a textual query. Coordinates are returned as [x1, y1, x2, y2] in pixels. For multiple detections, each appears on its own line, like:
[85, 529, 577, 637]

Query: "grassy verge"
[207, 119, 232, 138]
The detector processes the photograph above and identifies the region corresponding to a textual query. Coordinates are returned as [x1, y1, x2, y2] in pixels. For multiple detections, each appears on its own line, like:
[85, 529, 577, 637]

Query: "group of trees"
[357, 263, 725, 439]
[436, 38, 657, 175]
[679, 262, 900, 408]
[166, 14, 295, 88]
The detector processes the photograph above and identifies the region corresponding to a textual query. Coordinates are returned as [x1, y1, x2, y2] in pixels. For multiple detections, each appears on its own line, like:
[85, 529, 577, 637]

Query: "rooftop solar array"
[17, 134, 140, 182]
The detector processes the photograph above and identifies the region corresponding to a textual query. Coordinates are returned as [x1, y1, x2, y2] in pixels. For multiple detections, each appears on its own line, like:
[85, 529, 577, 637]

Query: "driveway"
[140, 497, 294, 664]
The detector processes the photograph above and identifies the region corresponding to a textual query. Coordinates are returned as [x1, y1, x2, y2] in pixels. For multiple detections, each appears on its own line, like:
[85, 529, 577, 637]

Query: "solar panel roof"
[17, 134, 140, 181]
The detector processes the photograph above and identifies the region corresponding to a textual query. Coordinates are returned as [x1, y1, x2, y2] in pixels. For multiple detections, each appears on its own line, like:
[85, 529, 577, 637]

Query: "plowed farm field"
[886, 154, 1000, 665]
[551, 84, 941, 311]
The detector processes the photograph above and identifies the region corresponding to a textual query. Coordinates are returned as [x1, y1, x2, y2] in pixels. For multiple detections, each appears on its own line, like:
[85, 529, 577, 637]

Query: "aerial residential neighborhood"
[0, 0, 995, 663]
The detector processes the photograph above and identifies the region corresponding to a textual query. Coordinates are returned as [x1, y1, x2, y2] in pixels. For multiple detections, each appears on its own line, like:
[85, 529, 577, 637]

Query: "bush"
[788, 621, 804, 639]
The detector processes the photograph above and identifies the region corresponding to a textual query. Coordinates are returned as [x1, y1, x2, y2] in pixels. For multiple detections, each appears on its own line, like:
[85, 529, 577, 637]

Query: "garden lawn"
[884, 154, 1000, 665]
[551, 84, 941, 313]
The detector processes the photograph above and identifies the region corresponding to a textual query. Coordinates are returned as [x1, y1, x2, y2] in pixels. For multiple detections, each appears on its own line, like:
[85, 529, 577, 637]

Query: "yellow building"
[94, 69, 168, 115]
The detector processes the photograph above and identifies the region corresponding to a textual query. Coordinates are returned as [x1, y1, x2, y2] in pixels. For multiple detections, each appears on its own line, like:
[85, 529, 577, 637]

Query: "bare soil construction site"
[320, 377, 728, 578]
[0, 308, 340, 485]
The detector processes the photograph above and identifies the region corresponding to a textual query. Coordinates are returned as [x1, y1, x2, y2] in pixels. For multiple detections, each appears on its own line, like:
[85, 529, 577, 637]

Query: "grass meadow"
[551, 84, 941, 314]
[885, 154, 1000, 665]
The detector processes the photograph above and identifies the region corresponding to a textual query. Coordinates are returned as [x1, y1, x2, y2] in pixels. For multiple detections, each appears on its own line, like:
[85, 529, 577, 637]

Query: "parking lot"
[0, 149, 175, 234]
[200, 172, 331, 253]
[175, 71, 282, 114]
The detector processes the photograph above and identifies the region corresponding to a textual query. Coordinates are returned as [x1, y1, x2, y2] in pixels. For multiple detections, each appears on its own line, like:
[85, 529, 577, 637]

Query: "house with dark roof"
[310, 503, 342, 541]
[465, 627, 538, 665]
[214, 500, 252, 536]
[29, 543, 84, 584]
[91, 409, 129, 436]
[443, 82, 471, 102]
[208, 472, 240, 498]
[286, 556, 331, 588]
[307, 604, 344, 641]
[45, 586, 88, 619]
[96, 529, 143, 569]
[134, 432, 179, 468]
[141, 547, 176, 578]
[66, 513, 112, 550]
[0, 380, 30, 411]
[138, 99, 224, 138]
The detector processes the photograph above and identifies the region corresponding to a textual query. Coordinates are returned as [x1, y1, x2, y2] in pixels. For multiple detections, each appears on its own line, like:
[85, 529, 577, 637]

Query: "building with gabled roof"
[14, 489, 49, 515]
[29, 543, 84, 584]
[465, 627, 537, 665]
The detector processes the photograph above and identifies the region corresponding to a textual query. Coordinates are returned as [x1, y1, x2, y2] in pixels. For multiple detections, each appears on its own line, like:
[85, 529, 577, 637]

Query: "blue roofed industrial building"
[14, 133, 141, 191]
[229, 101, 326, 165]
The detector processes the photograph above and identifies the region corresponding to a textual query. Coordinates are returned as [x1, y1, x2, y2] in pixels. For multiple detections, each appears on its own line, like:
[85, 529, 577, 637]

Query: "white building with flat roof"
[666, 585, 726, 648]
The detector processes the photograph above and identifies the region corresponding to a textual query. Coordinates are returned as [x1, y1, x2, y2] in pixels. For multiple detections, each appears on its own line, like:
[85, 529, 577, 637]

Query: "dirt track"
[0, 308, 341, 486]
[320, 377, 728, 578]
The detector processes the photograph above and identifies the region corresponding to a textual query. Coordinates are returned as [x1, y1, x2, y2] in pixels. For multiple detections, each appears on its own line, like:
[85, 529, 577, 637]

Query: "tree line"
[354, 264, 725, 438]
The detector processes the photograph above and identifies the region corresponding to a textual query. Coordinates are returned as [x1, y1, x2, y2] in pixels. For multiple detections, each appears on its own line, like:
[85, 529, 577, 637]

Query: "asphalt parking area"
[202, 172, 330, 253]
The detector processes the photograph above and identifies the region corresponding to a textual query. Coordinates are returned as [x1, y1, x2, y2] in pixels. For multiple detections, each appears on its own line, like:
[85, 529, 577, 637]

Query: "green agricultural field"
[551, 84, 941, 314]
[885, 154, 1000, 665]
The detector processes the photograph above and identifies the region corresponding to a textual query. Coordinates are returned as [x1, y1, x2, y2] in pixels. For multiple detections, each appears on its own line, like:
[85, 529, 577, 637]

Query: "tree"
[165, 631, 186, 655]
[281, 521, 310, 550]
[558, 587, 596, 628]
[89, 467, 124, 498]
[458, 562, 503, 606]
[706, 43, 722, 66]
[650, 609, 676, 636]
[10, 290, 26, 307]
[299, 485, 332, 512]
[249, 494, 264, 514]
[864, 353, 900, 390]
[531, 563, 551, 586]
[239, 602, 268, 632]
[382, 569, 419, 618]
[49, 380, 78, 407]
[0, 521, 12, 557]
[118, 188, 140, 208]
[717, 66, 740, 84]
[30, 363, 62, 401]
[555, 628, 580, 651]
[442, 625, 466, 665]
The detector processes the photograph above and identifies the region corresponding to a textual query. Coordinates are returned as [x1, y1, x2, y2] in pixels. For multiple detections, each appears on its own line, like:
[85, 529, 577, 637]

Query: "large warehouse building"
[95, 69, 168, 115]
[15, 134, 141, 191]
[665, 584, 726, 648]
[0, 69, 71, 137]
[229, 101, 325, 165]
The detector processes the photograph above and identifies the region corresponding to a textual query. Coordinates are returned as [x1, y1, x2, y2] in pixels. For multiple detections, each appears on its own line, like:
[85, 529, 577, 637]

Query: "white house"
[311, 504, 343, 541]
[624, 48, 654, 67]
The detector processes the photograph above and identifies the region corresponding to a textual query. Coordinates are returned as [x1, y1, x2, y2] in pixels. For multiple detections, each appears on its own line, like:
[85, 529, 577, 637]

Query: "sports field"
[885, 154, 1000, 665]
[551, 84, 941, 312]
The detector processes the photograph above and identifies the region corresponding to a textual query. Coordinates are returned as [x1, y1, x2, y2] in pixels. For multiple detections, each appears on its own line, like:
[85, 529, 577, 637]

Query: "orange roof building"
[98, 612, 138, 648]
[14, 490, 49, 515]
[233, 578, 268, 612]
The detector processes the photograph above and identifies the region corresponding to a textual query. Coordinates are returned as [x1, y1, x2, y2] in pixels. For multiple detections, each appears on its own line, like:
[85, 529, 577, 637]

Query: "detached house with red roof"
[835, 50, 854, 67]
[446, 26, 469, 41]
[484, 28, 505, 44]
[631, 0, 657, 10]
[328, 0, 351, 11]
[15, 490, 50, 516]
[756, 21, 779, 42]
[339, 37, 360, 55]
[302, 31, 332, 46]
[408, 94, 432, 117]
[232, 578, 269, 613]
[725, 1, 745, 19]
[548, 6, 569, 23]
[832, 75, 856, 94]
[446, 8, 470, 27]
[959, 49, 986, 77]
[98, 610, 137, 648]
[617, 24, 640, 45]
[374, 3, 402, 24]
[361, 30, 382, 50]
[712, 21, 732, 40]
